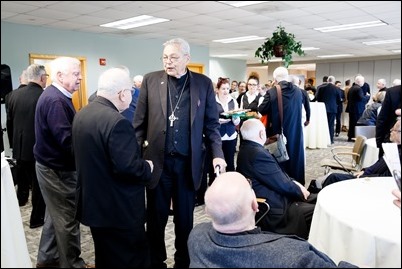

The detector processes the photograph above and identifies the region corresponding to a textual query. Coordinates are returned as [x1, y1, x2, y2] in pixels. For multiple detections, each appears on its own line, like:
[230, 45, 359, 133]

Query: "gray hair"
[163, 38, 190, 55]
[26, 64, 46, 81]
[98, 67, 131, 95]
[327, 76, 335, 83]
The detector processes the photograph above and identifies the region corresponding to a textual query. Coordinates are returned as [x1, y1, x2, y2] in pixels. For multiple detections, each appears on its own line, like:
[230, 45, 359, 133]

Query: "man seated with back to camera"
[319, 108, 400, 189]
[236, 119, 316, 240]
[188, 171, 358, 268]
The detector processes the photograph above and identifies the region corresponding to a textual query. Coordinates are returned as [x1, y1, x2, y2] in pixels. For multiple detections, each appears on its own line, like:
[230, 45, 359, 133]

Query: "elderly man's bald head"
[205, 172, 258, 233]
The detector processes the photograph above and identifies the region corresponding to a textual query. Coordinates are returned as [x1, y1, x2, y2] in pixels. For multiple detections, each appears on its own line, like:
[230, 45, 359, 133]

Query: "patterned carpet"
[20, 131, 352, 268]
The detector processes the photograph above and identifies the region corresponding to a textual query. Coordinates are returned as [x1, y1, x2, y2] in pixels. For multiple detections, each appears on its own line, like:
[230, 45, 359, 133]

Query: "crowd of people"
[4, 37, 401, 268]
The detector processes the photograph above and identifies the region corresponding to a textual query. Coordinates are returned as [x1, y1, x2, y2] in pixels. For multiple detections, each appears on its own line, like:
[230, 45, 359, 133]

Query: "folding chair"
[320, 135, 367, 175]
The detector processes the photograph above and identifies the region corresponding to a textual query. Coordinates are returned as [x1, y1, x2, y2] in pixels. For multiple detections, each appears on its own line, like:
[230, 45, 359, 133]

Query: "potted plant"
[255, 25, 305, 67]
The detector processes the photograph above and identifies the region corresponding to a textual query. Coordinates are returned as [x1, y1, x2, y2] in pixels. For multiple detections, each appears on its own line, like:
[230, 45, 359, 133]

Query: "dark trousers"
[327, 112, 336, 144]
[17, 159, 46, 225]
[91, 226, 150, 268]
[322, 173, 355, 188]
[16, 159, 30, 204]
[146, 154, 195, 268]
[335, 104, 343, 134]
[222, 138, 237, 172]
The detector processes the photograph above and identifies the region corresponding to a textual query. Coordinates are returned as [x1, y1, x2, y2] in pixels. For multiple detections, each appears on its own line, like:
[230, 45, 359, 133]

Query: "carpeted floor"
[20, 131, 352, 268]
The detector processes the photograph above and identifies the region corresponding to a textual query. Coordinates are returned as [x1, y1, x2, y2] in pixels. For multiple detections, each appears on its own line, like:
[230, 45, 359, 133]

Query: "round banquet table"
[1, 154, 32, 268]
[304, 102, 331, 149]
[308, 176, 401, 268]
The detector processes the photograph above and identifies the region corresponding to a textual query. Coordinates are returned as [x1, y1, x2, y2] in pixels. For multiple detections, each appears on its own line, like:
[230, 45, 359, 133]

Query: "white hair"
[273, 67, 288, 82]
[50, 57, 80, 82]
[392, 79, 401, 86]
[133, 75, 143, 83]
[240, 119, 265, 142]
[98, 68, 131, 95]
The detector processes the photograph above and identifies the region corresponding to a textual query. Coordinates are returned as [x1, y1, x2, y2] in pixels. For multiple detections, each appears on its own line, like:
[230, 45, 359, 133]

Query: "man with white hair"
[121, 74, 143, 124]
[34, 56, 88, 268]
[346, 75, 370, 141]
[259, 66, 306, 185]
[73, 68, 153, 267]
[188, 171, 357, 268]
[236, 119, 316, 239]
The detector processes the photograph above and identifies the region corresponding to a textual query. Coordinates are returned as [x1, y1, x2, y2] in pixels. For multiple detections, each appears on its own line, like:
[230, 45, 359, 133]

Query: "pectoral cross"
[169, 113, 178, 127]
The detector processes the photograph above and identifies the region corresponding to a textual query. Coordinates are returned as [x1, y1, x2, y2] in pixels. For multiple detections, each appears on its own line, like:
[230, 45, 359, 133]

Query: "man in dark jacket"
[72, 67, 153, 267]
[236, 119, 316, 240]
[188, 171, 357, 268]
[7, 64, 46, 227]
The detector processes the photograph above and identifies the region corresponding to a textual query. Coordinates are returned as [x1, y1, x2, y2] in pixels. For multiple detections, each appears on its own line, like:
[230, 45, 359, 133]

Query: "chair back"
[352, 135, 367, 168]
[355, 125, 376, 139]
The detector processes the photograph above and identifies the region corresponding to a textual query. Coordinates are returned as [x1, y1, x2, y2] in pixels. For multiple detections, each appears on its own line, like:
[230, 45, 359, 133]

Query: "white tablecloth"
[361, 137, 379, 168]
[309, 177, 401, 268]
[1, 154, 32, 268]
[304, 102, 331, 149]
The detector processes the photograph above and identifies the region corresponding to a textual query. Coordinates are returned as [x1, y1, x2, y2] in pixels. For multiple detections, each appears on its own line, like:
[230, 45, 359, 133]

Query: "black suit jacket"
[72, 97, 152, 228]
[7, 82, 43, 160]
[316, 83, 341, 113]
[376, 85, 401, 149]
[134, 70, 224, 190]
[236, 140, 310, 235]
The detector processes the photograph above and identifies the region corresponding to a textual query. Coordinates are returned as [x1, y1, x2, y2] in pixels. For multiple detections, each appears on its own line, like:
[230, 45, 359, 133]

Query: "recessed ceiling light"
[213, 36, 265, 43]
[314, 20, 387, 33]
[100, 15, 169, 30]
[218, 1, 269, 8]
[317, 54, 353, 58]
[302, 47, 320, 51]
[362, 39, 401, 45]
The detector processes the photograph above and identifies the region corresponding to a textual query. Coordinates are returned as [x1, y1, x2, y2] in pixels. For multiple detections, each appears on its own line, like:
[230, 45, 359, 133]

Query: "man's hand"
[392, 189, 401, 209]
[212, 158, 227, 174]
[293, 180, 310, 200]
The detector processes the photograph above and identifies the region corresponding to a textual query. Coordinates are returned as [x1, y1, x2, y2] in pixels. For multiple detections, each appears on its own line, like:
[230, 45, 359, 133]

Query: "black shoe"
[335, 133, 339, 137]
[18, 199, 28, 207]
[36, 261, 60, 268]
[347, 138, 353, 142]
[30, 221, 44, 229]
[307, 180, 322, 194]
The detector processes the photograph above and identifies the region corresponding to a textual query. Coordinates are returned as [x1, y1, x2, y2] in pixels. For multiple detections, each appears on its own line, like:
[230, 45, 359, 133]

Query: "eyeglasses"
[42, 74, 49, 77]
[161, 55, 181, 63]
[390, 128, 401, 133]
[247, 83, 257, 87]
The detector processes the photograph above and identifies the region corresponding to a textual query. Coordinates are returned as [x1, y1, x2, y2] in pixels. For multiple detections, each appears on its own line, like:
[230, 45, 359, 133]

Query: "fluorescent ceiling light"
[317, 54, 353, 58]
[211, 54, 248, 58]
[302, 47, 320, 51]
[314, 20, 387, 33]
[392, 50, 401, 53]
[218, 1, 269, 7]
[362, 39, 401, 45]
[213, 35, 265, 43]
[100, 15, 169, 30]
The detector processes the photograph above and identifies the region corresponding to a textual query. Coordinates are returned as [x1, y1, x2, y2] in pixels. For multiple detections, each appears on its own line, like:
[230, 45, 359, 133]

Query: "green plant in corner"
[255, 25, 305, 67]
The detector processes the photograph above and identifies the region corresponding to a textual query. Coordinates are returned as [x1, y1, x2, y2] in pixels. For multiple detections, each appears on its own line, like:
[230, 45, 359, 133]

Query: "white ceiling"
[1, 1, 401, 65]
